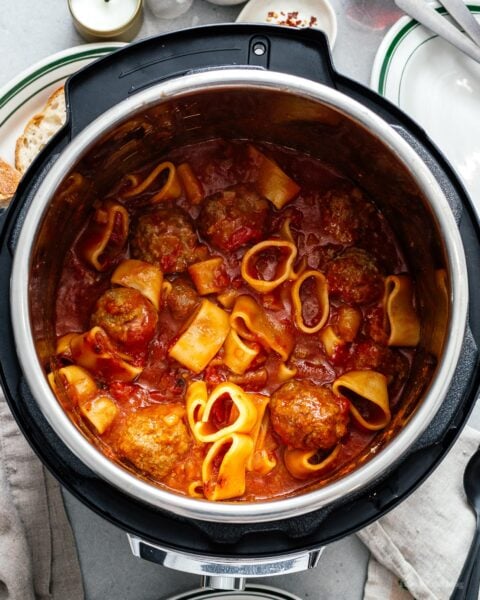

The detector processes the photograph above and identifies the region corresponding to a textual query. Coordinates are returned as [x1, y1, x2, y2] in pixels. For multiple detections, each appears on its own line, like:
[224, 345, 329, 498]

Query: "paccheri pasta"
[51, 140, 421, 502]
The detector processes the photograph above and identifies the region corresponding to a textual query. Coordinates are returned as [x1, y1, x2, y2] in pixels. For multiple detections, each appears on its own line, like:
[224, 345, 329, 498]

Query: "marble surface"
[2, 1, 475, 599]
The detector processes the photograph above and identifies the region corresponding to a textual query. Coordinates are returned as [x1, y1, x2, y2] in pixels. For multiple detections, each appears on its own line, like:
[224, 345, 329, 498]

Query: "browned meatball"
[111, 405, 190, 481]
[325, 248, 384, 305]
[270, 380, 349, 450]
[130, 207, 206, 274]
[91, 287, 158, 350]
[198, 184, 269, 252]
[321, 188, 374, 246]
[166, 277, 200, 321]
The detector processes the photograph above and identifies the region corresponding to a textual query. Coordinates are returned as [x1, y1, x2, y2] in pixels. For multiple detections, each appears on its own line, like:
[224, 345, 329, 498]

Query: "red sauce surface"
[54, 139, 415, 501]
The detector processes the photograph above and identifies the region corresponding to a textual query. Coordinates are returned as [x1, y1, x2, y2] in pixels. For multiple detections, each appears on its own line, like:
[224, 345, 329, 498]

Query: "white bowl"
[236, 0, 337, 48]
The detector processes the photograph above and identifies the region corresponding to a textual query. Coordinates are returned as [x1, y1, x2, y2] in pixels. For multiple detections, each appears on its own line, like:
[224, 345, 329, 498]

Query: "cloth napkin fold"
[0, 390, 84, 600]
[358, 424, 480, 600]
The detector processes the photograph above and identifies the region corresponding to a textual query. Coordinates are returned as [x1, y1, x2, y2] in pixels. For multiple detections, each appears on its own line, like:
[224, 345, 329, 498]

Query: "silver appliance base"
[167, 584, 303, 599]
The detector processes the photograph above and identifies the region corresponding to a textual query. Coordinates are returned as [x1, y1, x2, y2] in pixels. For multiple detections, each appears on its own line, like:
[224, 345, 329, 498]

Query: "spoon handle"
[450, 519, 480, 599]
[438, 0, 480, 47]
[395, 0, 480, 64]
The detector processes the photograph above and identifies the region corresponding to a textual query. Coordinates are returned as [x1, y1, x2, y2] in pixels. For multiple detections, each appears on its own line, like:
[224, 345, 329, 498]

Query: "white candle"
[69, 0, 143, 41]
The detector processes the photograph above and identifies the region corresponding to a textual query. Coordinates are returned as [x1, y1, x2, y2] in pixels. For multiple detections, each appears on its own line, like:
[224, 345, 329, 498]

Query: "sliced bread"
[15, 86, 66, 175]
[0, 158, 21, 207]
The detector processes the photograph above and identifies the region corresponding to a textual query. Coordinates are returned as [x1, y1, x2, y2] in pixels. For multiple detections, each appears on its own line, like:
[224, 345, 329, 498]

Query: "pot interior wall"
[29, 86, 449, 488]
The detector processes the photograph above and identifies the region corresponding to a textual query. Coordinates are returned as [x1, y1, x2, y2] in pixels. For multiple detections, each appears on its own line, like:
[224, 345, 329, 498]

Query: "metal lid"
[167, 585, 302, 600]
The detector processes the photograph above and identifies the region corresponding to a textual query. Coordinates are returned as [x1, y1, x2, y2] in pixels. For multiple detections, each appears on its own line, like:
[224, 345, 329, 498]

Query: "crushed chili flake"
[266, 9, 318, 28]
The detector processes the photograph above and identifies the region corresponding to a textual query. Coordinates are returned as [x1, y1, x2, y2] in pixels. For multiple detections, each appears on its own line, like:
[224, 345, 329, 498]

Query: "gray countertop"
[2, 1, 473, 599]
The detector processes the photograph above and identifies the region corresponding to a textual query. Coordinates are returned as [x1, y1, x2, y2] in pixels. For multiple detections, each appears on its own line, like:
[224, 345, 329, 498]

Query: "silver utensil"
[395, 0, 480, 64]
[450, 446, 480, 600]
[438, 0, 480, 46]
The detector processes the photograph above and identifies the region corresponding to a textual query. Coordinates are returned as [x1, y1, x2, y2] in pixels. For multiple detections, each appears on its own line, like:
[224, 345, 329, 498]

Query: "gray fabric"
[0, 391, 84, 600]
[358, 425, 480, 600]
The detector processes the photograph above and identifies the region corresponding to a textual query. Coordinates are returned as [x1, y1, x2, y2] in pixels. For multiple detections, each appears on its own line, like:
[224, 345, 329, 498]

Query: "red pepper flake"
[266, 10, 318, 28]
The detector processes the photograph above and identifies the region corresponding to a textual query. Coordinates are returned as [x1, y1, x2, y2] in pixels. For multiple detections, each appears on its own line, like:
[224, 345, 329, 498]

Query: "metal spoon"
[438, 0, 480, 48]
[395, 0, 480, 65]
[450, 447, 480, 599]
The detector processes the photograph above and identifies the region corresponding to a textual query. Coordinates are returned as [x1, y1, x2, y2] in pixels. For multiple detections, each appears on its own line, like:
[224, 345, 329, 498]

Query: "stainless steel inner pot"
[10, 69, 468, 524]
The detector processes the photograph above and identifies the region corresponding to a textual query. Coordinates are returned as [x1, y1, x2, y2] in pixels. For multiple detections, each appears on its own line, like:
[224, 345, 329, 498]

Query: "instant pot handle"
[65, 24, 337, 138]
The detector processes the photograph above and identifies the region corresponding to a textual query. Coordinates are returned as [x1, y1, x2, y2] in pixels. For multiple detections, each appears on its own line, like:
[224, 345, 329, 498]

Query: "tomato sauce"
[54, 139, 416, 501]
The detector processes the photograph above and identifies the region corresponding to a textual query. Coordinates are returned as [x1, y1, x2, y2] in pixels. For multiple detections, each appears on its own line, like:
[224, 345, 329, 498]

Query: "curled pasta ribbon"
[279, 217, 295, 243]
[122, 161, 182, 203]
[186, 380, 208, 433]
[111, 259, 163, 310]
[247, 396, 276, 474]
[188, 257, 227, 296]
[217, 289, 238, 309]
[230, 295, 294, 361]
[202, 433, 254, 501]
[284, 444, 341, 480]
[276, 362, 297, 383]
[168, 300, 230, 374]
[177, 162, 204, 204]
[57, 172, 85, 201]
[82, 201, 129, 272]
[241, 239, 297, 293]
[80, 396, 119, 434]
[162, 280, 173, 299]
[70, 327, 143, 382]
[191, 382, 258, 443]
[430, 269, 449, 357]
[291, 270, 329, 334]
[279, 218, 307, 280]
[56, 333, 78, 359]
[335, 306, 362, 342]
[223, 329, 260, 375]
[249, 145, 300, 209]
[384, 275, 420, 347]
[320, 326, 342, 359]
[333, 370, 390, 431]
[47, 366, 118, 433]
[48, 365, 97, 405]
[187, 481, 204, 499]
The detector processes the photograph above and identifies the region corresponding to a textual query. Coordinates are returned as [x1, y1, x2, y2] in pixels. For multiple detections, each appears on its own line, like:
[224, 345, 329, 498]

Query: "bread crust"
[0, 158, 21, 207]
[15, 86, 66, 175]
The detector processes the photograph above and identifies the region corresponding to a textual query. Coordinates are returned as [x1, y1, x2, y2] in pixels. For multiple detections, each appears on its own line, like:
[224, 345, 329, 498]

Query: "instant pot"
[1, 25, 480, 596]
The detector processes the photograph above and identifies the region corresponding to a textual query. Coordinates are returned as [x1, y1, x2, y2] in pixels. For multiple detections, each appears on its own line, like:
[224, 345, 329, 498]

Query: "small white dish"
[371, 0, 480, 217]
[0, 43, 124, 167]
[236, 0, 337, 48]
[206, 0, 247, 5]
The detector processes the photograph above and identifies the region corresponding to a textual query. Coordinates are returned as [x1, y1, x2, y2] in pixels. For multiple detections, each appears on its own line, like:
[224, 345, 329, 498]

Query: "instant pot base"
[167, 584, 303, 599]
[1, 24, 480, 586]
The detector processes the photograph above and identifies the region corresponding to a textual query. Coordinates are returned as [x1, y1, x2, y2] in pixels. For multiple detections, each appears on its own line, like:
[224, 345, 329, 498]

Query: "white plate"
[0, 42, 125, 168]
[236, 0, 337, 48]
[371, 1, 480, 215]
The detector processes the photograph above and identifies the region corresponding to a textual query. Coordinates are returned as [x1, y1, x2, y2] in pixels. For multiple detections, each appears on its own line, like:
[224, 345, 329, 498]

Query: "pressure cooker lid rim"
[10, 68, 469, 523]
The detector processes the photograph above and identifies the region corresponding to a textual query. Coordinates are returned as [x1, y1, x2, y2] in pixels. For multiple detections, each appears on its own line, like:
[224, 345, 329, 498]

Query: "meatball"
[321, 188, 374, 246]
[91, 287, 158, 350]
[130, 206, 206, 274]
[325, 248, 384, 305]
[198, 184, 269, 252]
[270, 380, 349, 450]
[111, 405, 190, 481]
[166, 277, 200, 321]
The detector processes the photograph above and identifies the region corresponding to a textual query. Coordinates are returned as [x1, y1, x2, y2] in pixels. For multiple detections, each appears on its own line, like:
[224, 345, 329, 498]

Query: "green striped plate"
[0, 43, 124, 167]
[370, 1, 480, 214]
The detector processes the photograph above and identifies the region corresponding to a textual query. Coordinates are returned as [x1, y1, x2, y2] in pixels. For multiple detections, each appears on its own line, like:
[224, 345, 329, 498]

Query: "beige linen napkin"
[0, 390, 84, 600]
[358, 424, 480, 600]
